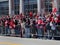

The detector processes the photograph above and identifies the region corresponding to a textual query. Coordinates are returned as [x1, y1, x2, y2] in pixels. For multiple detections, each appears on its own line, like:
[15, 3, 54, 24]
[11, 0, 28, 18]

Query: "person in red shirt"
[5, 19, 11, 35]
[37, 18, 44, 38]
[9, 18, 15, 36]
[37, 18, 43, 25]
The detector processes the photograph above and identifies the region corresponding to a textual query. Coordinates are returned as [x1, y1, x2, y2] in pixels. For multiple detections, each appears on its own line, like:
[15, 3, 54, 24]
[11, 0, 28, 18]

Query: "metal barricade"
[0, 25, 60, 40]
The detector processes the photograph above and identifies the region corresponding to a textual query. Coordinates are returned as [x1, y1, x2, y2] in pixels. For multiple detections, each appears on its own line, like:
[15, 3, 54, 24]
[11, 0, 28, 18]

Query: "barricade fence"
[0, 25, 60, 39]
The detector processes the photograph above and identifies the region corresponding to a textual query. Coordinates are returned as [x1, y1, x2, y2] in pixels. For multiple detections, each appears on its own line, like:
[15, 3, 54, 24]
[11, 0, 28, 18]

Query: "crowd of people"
[0, 12, 60, 39]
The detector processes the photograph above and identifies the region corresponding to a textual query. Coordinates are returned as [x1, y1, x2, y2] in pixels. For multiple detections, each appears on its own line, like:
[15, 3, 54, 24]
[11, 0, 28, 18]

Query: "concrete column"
[53, 0, 58, 11]
[37, 0, 41, 15]
[19, 0, 24, 14]
[9, 0, 12, 16]
[54, 0, 58, 9]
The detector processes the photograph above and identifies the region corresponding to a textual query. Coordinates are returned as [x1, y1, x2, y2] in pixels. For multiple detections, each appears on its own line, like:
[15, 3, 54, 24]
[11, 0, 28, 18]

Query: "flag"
[52, 8, 57, 13]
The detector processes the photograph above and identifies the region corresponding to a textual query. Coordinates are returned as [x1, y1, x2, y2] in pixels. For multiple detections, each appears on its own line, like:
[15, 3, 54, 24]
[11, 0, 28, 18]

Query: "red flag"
[52, 8, 57, 13]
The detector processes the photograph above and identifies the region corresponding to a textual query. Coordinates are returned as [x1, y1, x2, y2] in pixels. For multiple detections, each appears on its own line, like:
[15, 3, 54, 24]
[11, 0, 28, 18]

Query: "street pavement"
[0, 36, 60, 45]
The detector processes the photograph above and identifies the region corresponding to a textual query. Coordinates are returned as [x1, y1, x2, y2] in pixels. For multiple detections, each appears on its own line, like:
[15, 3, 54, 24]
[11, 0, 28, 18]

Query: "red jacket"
[9, 21, 15, 29]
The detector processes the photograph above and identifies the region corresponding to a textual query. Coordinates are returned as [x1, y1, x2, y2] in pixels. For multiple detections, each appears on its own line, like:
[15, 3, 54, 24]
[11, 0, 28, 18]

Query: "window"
[14, 0, 19, 15]
[0, 1, 9, 15]
[44, 0, 52, 12]
[24, 0, 37, 15]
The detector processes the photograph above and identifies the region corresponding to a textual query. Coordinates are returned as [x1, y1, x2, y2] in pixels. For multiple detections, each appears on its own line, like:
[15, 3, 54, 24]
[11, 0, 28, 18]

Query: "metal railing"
[0, 25, 60, 40]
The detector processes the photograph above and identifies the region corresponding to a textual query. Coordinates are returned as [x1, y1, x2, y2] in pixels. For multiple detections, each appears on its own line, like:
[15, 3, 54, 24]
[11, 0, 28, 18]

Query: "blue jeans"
[37, 28, 44, 38]
[24, 28, 30, 38]
[5, 26, 11, 35]
[15, 29, 20, 35]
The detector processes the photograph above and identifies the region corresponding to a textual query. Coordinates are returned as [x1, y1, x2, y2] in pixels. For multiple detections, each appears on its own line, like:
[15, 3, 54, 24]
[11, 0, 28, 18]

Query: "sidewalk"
[0, 36, 60, 45]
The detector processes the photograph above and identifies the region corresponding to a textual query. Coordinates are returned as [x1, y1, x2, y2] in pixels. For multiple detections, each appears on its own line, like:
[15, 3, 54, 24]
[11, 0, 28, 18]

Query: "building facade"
[0, 0, 59, 16]
[0, 1, 9, 15]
